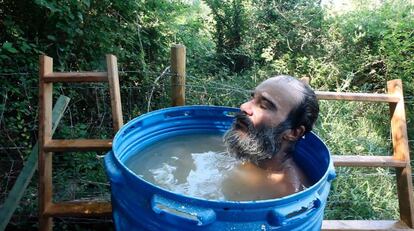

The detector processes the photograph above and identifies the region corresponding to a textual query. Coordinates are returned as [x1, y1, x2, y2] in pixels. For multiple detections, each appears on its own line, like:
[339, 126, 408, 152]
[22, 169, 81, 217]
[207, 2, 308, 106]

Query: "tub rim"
[110, 105, 334, 208]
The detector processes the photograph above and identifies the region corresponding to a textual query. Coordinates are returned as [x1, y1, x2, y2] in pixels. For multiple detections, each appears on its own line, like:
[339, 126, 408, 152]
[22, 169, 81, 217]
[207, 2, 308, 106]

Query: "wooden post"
[170, 44, 186, 106]
[0, 95, 70, 231]
[38, 55, 54, 231]
[387, 79, 414, 228]
[106, 54, 123, 132]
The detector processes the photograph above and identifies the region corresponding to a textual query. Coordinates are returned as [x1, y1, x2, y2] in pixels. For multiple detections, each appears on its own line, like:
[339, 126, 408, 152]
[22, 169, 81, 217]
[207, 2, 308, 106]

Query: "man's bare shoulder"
[222, 159, 310, 200]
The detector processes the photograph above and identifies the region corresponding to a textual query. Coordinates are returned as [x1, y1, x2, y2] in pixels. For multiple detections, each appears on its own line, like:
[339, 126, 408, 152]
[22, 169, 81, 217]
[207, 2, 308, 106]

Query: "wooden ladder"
[38, 54, 123, 230]
[317, 80, 414, 230]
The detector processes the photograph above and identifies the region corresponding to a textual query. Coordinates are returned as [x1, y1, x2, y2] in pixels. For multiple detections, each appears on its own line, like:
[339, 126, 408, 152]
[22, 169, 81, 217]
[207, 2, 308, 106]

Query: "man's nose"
[240, 101, 253, 116]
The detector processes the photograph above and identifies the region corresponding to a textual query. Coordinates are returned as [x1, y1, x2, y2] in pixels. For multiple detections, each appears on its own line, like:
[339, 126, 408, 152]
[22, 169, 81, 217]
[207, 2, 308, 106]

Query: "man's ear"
[300, 77, 310, 85]
[283, 125, 306, 141]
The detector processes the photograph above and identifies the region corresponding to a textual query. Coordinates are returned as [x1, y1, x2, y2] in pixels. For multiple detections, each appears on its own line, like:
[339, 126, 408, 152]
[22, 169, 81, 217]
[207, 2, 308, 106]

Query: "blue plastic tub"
[104, 106, 336, 231]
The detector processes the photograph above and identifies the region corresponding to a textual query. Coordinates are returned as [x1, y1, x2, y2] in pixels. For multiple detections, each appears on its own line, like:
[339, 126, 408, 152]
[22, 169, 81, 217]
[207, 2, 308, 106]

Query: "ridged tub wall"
[105, 106, 336, 231]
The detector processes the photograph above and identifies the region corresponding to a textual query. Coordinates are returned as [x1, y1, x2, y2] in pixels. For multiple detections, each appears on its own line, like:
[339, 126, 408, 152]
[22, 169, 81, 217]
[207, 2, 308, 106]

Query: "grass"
[314, 101, 399, 219]
[326, 167, 399, 219]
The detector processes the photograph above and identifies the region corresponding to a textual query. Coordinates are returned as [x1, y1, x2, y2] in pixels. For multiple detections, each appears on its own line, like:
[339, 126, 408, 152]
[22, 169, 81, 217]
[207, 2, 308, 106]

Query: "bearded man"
[222, 75, 319, 200]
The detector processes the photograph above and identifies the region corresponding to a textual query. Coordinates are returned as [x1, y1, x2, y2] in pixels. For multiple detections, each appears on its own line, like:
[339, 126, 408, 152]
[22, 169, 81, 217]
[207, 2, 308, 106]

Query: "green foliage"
[204, 0, 250, 72]
[1, 0, 414, 229]
[203, 0, 325, 74]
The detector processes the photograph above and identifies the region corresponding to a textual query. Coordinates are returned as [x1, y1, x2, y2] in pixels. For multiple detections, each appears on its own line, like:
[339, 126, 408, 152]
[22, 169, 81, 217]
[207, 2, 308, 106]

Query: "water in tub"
[126, 133, 307, 201]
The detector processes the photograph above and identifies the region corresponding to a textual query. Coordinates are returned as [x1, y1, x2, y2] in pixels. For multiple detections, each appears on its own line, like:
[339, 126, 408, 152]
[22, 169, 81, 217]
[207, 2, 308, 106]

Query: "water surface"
[126, 133, 240, 200]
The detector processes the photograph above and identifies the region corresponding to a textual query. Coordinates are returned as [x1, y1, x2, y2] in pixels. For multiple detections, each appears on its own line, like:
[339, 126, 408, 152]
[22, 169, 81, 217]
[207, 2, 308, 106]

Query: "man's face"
[224, 77, 304, 163]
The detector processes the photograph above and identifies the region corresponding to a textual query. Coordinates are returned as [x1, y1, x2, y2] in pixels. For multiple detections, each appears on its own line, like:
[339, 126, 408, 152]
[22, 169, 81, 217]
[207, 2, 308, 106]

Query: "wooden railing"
[36, 44, 413, 230]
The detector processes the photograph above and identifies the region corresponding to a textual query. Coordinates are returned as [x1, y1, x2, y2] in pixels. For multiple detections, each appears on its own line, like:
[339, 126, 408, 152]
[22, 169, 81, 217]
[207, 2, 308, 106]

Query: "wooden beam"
[333, 155, 407, 168]
[0, 96, 70, 231]
[43, 72, 108, 82]
[44, 139, 112, 152]
[388, 79, 414, 228]
[171, 44, 186, 106]
[39, 55, 53, 143]
[106, 54, 123, 132]
[322, 220, 412, 230]
[316, 91, 400, 103]
[45, 202, 112, 217]
[38, 55, 54, 231]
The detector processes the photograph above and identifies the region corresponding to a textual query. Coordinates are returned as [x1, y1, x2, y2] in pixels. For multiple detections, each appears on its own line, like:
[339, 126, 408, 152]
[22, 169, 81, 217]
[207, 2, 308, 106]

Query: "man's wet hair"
[275, 75, 319, 134]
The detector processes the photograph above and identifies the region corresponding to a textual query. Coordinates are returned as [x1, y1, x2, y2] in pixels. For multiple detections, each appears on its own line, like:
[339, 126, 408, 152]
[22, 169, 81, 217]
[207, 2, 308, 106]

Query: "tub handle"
[104, 151, 124, 185]
[151, 194, 216, 227]
[327, 166, 336, 182]
[267, 194, 322, 227]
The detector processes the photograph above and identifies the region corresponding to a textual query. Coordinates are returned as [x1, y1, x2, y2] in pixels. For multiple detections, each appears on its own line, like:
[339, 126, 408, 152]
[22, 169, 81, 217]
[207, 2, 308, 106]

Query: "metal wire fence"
[1, 70, 413, 228]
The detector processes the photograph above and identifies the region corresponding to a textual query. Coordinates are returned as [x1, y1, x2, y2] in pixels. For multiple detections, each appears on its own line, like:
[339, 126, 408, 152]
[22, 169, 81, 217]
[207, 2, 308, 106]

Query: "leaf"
[83, 0, 90, 8]
[75, 28, 84, 35]
[20, 41, 32, 52]
[2, 41, 18, 53]
[35, 0, 60, 13]
[78, 12, 83, 21]
[68, 12, 75, 20]
[47, 35, 57, 41]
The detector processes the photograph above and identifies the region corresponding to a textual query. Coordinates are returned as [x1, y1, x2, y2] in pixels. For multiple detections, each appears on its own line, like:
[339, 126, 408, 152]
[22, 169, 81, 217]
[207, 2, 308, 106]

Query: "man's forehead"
[255, 77, 305, 106]
[260, 76, 302, 88]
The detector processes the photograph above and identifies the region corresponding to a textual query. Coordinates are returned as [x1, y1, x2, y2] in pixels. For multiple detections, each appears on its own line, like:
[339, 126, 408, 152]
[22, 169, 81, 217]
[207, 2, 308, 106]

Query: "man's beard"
[223, 112, 292, 164]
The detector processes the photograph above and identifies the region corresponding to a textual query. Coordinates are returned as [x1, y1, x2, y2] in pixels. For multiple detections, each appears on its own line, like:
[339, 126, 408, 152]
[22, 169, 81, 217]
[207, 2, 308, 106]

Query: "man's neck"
[257, 146, 294, 171]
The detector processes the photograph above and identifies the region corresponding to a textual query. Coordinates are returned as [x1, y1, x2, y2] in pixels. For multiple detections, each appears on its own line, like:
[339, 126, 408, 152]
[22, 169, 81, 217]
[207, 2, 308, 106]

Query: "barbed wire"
[1, 70, 413, 224]
[186, 75, 251, 92]
[146, 66, 171, 112]
[56, 217, 112, 223]
[0, 72, 31, 76]
[1, 74, 414, 105]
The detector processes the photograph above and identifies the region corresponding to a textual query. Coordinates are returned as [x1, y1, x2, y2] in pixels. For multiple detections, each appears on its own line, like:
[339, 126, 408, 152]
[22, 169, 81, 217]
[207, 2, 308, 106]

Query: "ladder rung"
[45, 201, 112, 217]
[316, 91, 400, 103]
[44, 139, 112, 152]
[333, 155, 407, 167]
[43, 72, 108, 82]
[322, 220, 411, 230]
